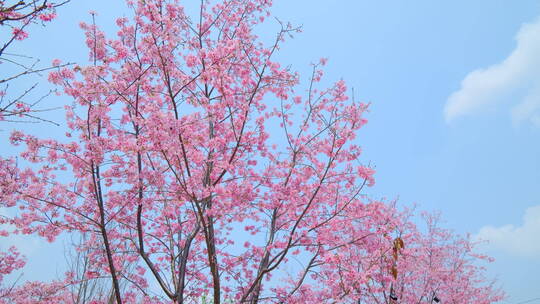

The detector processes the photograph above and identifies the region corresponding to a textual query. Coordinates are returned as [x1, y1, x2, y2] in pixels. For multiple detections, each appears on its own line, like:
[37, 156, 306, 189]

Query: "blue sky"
[2, 1, 540, 303]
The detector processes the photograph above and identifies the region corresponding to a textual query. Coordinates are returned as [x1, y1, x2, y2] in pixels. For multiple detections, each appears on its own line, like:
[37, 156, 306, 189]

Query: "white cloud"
[444, 16, 540, 124]
[475, 205, 540, 257]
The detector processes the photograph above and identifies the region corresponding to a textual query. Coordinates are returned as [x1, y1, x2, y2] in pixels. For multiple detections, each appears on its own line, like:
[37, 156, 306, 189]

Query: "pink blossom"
[12, 28, 28, 40]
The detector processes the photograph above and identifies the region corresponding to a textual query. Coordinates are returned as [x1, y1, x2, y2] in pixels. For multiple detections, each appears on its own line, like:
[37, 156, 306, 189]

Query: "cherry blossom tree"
[0, 1, 504, 303]
[1, 0, 394, 302]
[361, 212, 505, 304]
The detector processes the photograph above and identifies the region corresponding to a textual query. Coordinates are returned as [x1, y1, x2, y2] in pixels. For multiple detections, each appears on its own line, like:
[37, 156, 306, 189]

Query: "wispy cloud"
[444, 16, 540, 125]
[475, 205, 540, 257]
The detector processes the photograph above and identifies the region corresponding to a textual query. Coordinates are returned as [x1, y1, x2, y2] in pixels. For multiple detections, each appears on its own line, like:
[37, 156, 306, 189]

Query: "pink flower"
[39, 12, 57, 22]
[12, 28, 28, 40]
